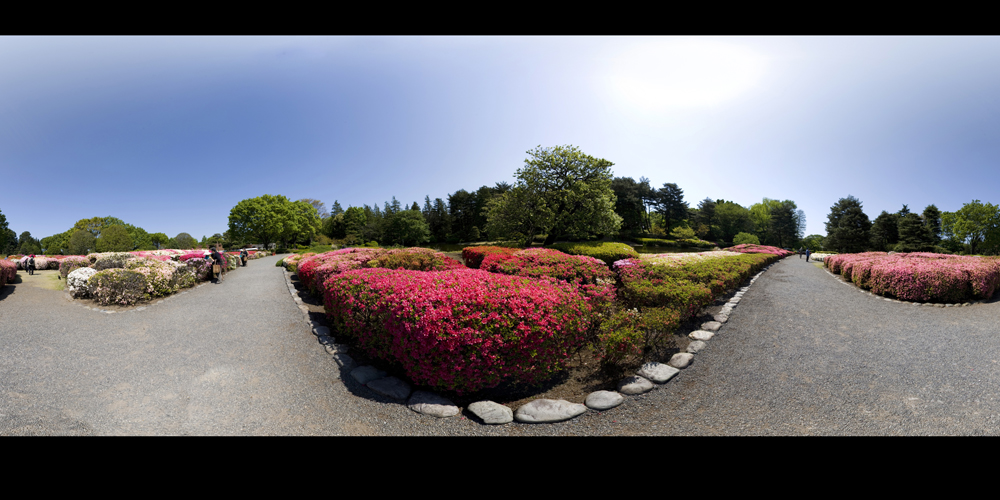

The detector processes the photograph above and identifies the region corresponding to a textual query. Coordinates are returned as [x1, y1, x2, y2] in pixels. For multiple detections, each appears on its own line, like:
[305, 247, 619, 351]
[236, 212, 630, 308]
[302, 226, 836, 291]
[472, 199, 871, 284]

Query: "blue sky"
[4, 36, 1000, 242]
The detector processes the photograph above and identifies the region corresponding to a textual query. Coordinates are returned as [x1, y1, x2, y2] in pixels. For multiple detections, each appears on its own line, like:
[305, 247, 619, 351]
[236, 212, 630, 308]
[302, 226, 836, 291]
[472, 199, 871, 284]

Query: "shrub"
[322, 268, 592, 394]
[93, 252, 135, 271]
[59, 256, 91, 278]
[67, 267, 98, 298]
[297, 247, 462, 295]
[462, 246, 519, 269]
[825, 252, 1000, 302]
[88, 268, 148, 306]
[480, 248, 616, 313]
[124, 257, 185, 297]
[547, 241, 639, 266]
[728, 244, 793, 257]
[0, 260, 15, 287]
[732, 232, 760, 245]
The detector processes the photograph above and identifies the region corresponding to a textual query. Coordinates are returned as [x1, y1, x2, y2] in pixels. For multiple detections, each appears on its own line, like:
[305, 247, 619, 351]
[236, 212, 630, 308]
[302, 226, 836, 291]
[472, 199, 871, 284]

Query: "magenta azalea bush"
[297, 247, 463, 295]
[323, 268, 591, 394]
[461, 246, 519, 269]
[480, 248, 616, 312]
[0, 260, 15, 287]
[728, 244, 794, 257]
[826, 252, 1000, 302]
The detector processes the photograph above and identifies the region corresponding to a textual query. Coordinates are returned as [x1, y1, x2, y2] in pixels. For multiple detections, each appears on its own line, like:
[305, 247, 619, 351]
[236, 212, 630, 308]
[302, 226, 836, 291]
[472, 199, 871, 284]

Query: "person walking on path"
[240, 248, 248, 267]
[209, 246, 225, 284]
[27, 255, 36, 276]
[805, 248, 811, 262]
[799, 247, 805, 259]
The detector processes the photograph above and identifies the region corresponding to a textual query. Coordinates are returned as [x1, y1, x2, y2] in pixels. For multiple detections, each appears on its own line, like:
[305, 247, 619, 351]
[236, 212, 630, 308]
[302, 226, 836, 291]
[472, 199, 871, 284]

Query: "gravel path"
[3, 254, 999, 435]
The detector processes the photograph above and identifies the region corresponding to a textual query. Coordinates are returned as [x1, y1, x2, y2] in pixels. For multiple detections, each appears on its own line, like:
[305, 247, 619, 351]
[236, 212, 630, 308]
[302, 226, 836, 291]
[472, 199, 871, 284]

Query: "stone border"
[818, 262, 983, 307]
[285, 261, 780, 425]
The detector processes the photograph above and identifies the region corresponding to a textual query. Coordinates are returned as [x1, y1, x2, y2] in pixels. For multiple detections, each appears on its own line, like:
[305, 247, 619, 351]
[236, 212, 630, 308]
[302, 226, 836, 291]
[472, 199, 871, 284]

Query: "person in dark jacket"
[209, 246, 224, 283]
[27, 255, 36, 276]
[240, 248, 248, 267]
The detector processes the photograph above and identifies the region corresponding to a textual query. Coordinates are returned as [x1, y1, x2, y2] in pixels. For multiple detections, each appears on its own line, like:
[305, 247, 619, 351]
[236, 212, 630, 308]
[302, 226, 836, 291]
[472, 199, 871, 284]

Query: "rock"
[468, 401, 514, 424]
[314, 326, 330, 336]
[351, 365, 386, 385]
[298, 305, 309, 313]
[317, 335, 335, 345]
[713, 313, 729, 323]
[689, 330, 715, 341]
[585, 391, 624, 410]
[637, 362, 679, 383]
[687, 340, 707, 353]
[334, 353, 356, 370]
[515, 399, 587, 423]
[367, 376, 411, 400]
[669, 352, 694, 369]
[701, 321, 722, 332]
[408, 391, 459, 417]
[729, 297, 741, 304]
[618, 375, 654, 395]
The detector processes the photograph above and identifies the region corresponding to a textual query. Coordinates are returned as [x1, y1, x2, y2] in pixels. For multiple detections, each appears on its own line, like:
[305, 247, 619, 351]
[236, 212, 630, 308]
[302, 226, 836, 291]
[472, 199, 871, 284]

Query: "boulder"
[515, 399, 587, 423]
[585, 391, 624, 410]
[468, 401, 514, 424]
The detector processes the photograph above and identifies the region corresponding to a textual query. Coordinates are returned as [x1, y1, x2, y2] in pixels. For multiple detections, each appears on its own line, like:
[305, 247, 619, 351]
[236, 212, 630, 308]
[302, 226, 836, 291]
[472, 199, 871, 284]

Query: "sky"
[4, 36, 1000, 243]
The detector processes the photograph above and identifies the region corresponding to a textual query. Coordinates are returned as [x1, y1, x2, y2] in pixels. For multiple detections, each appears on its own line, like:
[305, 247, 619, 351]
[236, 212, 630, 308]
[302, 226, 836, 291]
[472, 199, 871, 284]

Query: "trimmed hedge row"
[635, 237, 716, 249]
[322, 268, 592, 394]
[297, 247, 465, 295]
[461, 246, 519, 269]
[480, 248, 615, 313]
[547, 241, 639, 266]
[825, 252, 1000, 303]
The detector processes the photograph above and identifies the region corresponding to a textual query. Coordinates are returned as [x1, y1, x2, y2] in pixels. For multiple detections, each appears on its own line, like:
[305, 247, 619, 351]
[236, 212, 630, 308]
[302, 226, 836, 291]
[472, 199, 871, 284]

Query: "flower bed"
[547, 241, 639, 266]
[727, 244, 794, 257]
[296, 247, 463, 294]
[461, 246, 519, 269]
[0, 260, 15, 287]
[322, 268, 591, 394]
[635, 238, 716, 249]
[480, 247, 615, 311]
[825, 252, 1000, 303]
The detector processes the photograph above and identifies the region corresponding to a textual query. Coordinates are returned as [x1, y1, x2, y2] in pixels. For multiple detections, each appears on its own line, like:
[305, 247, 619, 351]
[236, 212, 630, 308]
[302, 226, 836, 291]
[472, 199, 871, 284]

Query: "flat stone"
[689, 330, 715, 341]
[669, 352, 694, 369]
[467, 401, 514, 424]
[585, 391, 624, 410]
[367, 376, 411, 400]
[963, 303, 972, 306]
[135, 307, 146, 311]
[713, 313, 729, 323]
[298, 305, 309, 313]
[314, 326, 330, 336]
[514, 399, 587, 423]
[334, 353, 356, 370]
[701, 321, 722, 332]
[407, 391, 459, 417]
[729, 297, 741, 304]
[317, 335, 335, 345]
[687, 340, 708, 353]
[935, 304, 945, 308]
[719, 306, 734, 316]
[351, 365, 386, 385]
[617, 375, 654, 395]
[637, 362, 679, 383]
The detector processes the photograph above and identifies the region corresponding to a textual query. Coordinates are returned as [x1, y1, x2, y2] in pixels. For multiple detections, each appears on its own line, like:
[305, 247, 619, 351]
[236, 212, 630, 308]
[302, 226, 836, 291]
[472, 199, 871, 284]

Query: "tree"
[484, 185, 553, 246]
[768, 200, 799, 248]
[869, 211, 899, 251]
[299, 198, 329, 220]
[385, 210, 431, 247]
[655, 183, 688, 233]
[515, 145, 621, 245]
[697, 198, 718, 241]
[945, 200, 1000, 255]
[922, 204, 942, 244]
[825, 196, 871, 253]
[228, 194, 321, 250]
[174, 233, 197, 250]
[17, 231, 41, 255]
[612, 177, 652, 237]
[715, 201, 753, 244]
[0, 210, 9, 255]
[150, 233, 169, 249]
[96, 225, 133, 252]
[733, 232, 760, 245]
[800, 234, 825, 251]
[896, 213, 934, 252]
[68, 230, 97, 255]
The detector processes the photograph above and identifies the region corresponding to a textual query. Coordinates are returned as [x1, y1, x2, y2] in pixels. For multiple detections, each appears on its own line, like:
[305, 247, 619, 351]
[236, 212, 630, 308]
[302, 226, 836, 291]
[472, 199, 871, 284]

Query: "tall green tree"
[944, 200, 1000, 255]
[825, 195, 871, 253]
[655, 183, 688, 233]
[869, 211, 900, 251]
[922, 204, 942, 244]
[714, 201, 753, 245]
[0, 210, 9, 255]
[612, 177, 653, 237]
[96, 225, 134, 252]
[228, 195, 321, 250]
[385, 210, 431, 246]
[896, 213, 934, 252]
[485, 145, 621, 245]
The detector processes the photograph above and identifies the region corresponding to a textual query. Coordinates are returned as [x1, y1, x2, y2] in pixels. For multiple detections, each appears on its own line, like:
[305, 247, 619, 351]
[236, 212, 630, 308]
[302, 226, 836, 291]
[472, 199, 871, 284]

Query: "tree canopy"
[825, 195, 871, 253]
[228, 194, 322, 250]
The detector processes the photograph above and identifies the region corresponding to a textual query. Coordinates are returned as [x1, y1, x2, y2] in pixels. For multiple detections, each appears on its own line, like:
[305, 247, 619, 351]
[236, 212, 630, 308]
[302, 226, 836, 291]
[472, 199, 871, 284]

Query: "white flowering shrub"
[88, 268, 148, 305]
[67, 267, 98, 298]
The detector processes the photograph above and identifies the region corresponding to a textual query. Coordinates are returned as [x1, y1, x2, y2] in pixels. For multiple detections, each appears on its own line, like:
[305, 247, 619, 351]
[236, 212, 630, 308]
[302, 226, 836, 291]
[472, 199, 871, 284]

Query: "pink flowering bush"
[0, 260, 16, 287]
[826, 252, 1000, 302]
[297, 247, 462, 295]
[59, 256, 91, 278]
[728, 244, 794, 257]
[461, 246, 519, 269]
[323, 268, 592, 394]
[480, 248, 616, 313]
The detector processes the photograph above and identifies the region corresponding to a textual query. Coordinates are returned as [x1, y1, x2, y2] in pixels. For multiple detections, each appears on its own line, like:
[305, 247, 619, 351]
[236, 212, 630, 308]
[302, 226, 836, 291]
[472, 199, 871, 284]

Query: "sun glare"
[604, 38, 766, 110]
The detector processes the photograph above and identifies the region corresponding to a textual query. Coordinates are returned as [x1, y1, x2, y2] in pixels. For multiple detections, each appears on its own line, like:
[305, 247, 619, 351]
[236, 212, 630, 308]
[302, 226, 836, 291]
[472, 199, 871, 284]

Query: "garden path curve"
[3, 254, 1000, 435]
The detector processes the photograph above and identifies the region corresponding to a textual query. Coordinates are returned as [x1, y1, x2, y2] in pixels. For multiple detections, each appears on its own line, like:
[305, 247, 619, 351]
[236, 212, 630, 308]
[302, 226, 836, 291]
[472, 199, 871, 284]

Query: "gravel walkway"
[3, 255, 999, 435]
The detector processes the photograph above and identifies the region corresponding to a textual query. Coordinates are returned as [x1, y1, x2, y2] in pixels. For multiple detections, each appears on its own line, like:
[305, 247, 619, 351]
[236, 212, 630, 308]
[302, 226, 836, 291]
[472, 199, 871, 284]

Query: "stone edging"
[819, 262, 984, 307]
[283, 262, 778, 425]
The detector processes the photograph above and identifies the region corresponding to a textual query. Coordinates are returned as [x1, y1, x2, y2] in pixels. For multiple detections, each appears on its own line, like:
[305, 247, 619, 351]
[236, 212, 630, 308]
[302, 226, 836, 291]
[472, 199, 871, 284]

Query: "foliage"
[462, 246, 519, 269]
[96, 225, 134, 252]
[485, 145, 622, 246]
[611, 177, 655, 236]
[896, 213, 935, 252]
[547, 241, 639, 266]
[669, 225, 696, 240]
[732, 232, 760, 245]
[0, 259, 15, 287]
[826, 252, 1000, 302]
[869, 211, 899, 251]
[825, 195, 871, 253]
[92, 252, 135, 270]
[323, 268, 592, 394]
[942, 200, 1000, 255]
[59, 256, 91, 278]
[654, 183, 687, 233]
[480, 247, 616, 313]
[384, 210, 430, 247]
[728, 244, 794, 257]
[800, 234, 825, 251]
[228, 194, 322, 250]
[714, 201, 753, 244]
[88, 268, 149, 306]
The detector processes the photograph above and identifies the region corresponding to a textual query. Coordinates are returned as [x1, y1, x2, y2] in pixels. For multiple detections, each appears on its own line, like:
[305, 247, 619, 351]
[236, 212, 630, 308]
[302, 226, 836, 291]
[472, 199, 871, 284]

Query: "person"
[240, 248, 248, 267]
[27, 255, 35, 276]
[805, 248, 811, 262]
[209, 246, 224, 284]
[799, 246, 805, 259]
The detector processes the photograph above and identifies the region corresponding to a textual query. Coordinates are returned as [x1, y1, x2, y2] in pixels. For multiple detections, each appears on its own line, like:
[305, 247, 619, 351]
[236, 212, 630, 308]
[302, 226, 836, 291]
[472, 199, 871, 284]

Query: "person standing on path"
[209, 246, 224, 284]
[805, 248, 811, 262]
[799, 246, 804, 259]
[27, 255, 35, 275]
